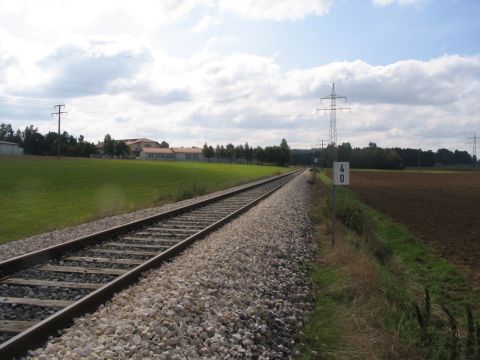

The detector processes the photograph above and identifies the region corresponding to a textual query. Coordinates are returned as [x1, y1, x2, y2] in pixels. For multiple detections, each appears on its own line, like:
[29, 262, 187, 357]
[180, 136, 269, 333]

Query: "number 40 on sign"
[333, 162, 349, 185]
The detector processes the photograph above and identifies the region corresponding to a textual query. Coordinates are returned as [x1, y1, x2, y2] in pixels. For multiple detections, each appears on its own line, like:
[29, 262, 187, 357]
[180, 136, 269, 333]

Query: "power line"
[52, 105, 67, 158]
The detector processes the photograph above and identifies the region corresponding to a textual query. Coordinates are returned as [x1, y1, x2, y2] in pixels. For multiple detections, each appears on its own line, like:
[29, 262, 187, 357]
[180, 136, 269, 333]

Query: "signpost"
[312, 157, 319, 182]
[333, 162, 349, 185]
[332, 162, 350, 246]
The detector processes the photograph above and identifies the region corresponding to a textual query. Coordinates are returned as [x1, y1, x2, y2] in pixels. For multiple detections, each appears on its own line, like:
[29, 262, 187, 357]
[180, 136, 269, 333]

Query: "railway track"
[0, 170, 300, 358]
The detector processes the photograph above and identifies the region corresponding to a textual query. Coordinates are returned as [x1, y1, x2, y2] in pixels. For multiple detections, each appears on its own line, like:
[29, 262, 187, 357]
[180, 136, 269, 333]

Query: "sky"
[0, 0, 479, 152]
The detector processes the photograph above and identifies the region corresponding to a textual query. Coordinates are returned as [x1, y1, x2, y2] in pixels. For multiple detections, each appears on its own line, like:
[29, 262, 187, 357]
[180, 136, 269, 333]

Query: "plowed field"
[349, 170, 480, 275]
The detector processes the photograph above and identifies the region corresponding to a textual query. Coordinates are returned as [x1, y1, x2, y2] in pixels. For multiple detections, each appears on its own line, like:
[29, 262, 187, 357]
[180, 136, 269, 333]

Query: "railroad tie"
[0, 297, 74, 308]
[38, 264, 127, 276]
[1, 278, 102, 290]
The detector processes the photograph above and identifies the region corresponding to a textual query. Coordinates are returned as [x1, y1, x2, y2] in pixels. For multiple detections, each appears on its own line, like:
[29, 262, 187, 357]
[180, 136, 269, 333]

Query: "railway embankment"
[0, 174, 288, 263]
[24, 171, 314, 358]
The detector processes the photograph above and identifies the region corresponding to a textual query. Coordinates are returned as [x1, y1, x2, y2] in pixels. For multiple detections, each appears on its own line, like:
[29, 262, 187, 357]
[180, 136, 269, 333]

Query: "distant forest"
[0, 123, 293, 166]
[202, 139, 292, 167]
[292, 142, 478, 169]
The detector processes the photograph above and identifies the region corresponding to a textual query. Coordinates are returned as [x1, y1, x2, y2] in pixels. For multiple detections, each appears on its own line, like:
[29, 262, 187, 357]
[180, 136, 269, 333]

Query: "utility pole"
[52, 105, 67, 158]
[467, 130, 478, 166]
[316, 83, 350, 247]
[317, 139, 328, 169]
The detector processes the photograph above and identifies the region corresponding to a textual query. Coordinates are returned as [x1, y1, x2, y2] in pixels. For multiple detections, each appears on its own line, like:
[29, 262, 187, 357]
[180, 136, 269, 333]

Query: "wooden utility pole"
[52, 105, 67, 158]
[317, 139, 327, 169]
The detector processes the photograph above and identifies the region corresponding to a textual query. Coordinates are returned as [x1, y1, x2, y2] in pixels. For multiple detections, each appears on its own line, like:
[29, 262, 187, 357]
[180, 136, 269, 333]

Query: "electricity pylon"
[316, 83, 350, 162]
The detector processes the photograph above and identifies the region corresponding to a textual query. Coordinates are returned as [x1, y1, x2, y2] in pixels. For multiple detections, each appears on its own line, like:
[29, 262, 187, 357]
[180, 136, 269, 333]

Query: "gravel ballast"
[23, 171, 314, 359]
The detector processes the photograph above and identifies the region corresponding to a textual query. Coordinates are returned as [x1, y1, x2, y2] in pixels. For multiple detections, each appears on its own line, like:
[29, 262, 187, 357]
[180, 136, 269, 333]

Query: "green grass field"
[0, 157, 290, 244]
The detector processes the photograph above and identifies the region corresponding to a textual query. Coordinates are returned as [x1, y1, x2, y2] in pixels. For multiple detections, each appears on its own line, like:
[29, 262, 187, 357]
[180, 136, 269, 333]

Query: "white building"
[123, 138, 160, 157]
[0, 141, 23, 156]
[140, 147, 205, 161]
[141, 147, 176, 160]
[170, 147, 204, 161]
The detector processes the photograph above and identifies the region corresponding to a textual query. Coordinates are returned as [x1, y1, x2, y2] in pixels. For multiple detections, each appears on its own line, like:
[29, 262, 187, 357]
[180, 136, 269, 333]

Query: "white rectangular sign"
[333, 162, 349, 185]
[314, 157, 318, 164]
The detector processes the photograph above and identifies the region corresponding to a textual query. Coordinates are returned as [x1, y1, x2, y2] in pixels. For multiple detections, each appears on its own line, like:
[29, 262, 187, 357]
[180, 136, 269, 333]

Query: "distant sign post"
[332, 162, 350, 247]
[312, 157, 319, 181]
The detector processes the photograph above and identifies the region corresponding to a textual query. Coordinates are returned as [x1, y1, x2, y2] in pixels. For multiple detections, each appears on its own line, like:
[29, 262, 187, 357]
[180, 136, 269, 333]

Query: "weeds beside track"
[298, 171, 480, 359]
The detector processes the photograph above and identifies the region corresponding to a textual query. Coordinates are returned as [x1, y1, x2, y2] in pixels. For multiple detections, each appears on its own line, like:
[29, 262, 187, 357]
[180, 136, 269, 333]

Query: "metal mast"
[316, 84, 349, 248]
[467, 130, 478, 164]
[317, 83, 349, 161]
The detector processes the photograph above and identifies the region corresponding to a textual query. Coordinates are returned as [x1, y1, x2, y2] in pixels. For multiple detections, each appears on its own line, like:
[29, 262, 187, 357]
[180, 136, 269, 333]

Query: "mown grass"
[298, 171, 480, 359]
[0, 157, 289, 244]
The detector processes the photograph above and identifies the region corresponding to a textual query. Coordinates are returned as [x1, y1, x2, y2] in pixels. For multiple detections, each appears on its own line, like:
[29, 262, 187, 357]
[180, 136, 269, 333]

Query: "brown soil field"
[348, 170, 480, 276]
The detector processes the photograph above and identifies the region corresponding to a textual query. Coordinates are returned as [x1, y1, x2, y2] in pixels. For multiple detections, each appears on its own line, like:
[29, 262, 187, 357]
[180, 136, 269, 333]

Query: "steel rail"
[0, 170, 298, 278]
[0, 169, 301, 359]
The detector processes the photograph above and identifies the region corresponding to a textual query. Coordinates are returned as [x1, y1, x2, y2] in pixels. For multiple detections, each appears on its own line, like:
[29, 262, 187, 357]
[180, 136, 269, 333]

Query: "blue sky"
[170, 0, 480, 68]
[0, 0, 478, 152]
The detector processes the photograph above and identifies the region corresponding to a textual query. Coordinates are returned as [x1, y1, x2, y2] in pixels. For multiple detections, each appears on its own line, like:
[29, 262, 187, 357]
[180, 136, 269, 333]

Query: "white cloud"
[279, 56, 480, 107]
[372, 0, 431, 7]
[218, 0, 335, 21]
[0, 25, 478, 152]
[0, 0, 203, 28]
[192, 15, 221, 32]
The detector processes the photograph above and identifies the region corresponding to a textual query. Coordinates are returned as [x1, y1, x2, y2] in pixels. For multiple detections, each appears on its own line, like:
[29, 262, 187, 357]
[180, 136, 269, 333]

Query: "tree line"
[292, 142, 478, 169]
[101, 134, 131, 158]
[0, 123, 97, 157]
[202, 139, 292, 166]
[1, 122, 293, 165]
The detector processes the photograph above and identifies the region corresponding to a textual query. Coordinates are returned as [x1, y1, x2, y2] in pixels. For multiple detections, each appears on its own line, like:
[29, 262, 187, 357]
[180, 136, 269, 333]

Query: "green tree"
[435, 148, 454, 167]
[22, 125, 45, 155]
[215, 145, 221, 162]
[254, 146, 266, 164]
[207, 145, 215, 160]
[103, 134, 115, 158]
[202, 143, 215, 162]
[0, 123, 14, 141]
[225, 143, 235, 163]
[278, 138, 292, 166]
[337, 142, 352, 162]
[234, 144, 244, 161]
[202, 143, 209, 161]
[245, 142, 253, 163]
[115, 141, 130, 158]
[219, 145, 226, 161]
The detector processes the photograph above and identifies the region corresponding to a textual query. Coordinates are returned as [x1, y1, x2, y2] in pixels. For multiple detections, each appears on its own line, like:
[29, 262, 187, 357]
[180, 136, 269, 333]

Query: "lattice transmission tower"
[316, 83, 350, 161]
[467, 130, 478, 162]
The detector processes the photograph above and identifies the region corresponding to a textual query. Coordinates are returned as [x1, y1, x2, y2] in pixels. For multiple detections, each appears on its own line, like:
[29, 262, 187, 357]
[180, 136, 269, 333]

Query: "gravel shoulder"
[26, 170, 314, 359]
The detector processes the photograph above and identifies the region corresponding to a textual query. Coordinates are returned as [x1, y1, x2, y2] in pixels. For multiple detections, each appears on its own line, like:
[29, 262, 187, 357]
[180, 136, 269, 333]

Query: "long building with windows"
[140, 147, 204, 161]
